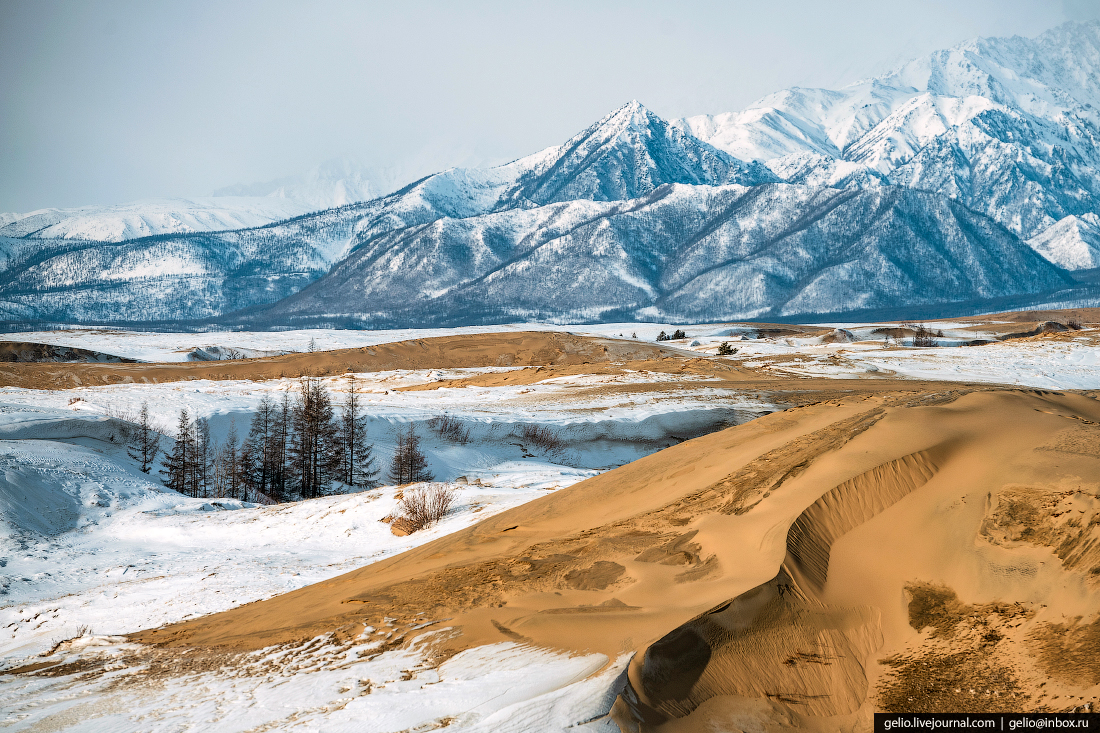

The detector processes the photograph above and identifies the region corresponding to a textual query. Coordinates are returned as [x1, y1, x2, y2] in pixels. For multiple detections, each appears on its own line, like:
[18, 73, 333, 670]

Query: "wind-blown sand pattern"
[129, 388, 1100, 726]
[3, 324, 1100, 729]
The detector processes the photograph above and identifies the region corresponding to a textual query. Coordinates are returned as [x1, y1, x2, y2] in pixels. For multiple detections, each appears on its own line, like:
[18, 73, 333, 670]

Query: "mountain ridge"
[3, 22, 1100, 328]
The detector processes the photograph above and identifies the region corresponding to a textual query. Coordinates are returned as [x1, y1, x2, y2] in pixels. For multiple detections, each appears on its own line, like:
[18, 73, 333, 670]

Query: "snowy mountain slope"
[0, 204, 379, 323]
[355, 100, 776, 226]
[496, 101, 776, 207]
[0, 197, 317, 243]
[0, 102, 788, 325]
[1027, 213, 1100, 270]
[0, 160, 404, 246]
[673, 21, 1100, 263]
[251, 182, 1072, 327]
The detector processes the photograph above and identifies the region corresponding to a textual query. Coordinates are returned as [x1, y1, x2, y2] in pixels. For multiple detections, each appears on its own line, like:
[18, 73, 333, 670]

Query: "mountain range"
[2, 20, 1099, 328]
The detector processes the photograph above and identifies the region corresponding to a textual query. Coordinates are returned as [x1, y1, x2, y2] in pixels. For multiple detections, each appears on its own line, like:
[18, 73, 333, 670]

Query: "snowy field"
[8, 320, 1100, 390]
[1, 321, 1098, 731]
[0, 345, 771, 731]
[682, 324, 1100, 389]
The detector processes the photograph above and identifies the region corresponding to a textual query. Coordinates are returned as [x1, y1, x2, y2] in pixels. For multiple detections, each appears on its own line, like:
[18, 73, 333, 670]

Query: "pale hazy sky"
[1, 0, 1097, 213]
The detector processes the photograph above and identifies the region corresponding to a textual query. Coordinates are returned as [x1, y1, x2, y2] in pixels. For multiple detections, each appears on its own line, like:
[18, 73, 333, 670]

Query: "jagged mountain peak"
[499, 100, 776, 206]
[591, 99, 661, 132]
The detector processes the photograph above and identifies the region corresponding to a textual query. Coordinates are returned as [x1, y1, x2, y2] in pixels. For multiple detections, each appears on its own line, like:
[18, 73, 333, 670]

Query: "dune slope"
[131, 384, 1100, 725]
[0, 331, 679, 390]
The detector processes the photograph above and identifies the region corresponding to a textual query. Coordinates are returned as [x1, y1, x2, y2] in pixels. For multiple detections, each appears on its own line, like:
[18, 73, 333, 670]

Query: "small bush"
[717, 341, 736, 356]
[397, 483, 456, 532]
[519, 423, 566, 454]
[428, 413, 471, 444]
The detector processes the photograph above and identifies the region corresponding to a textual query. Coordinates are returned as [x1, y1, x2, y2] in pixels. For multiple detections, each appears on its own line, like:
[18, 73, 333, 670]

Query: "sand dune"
[6, 323, 1097, 728]
[0, 331, 677, 390]
[132, 382, 1100, 725]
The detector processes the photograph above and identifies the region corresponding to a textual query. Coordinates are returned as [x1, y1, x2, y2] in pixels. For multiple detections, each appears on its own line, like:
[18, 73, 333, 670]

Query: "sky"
[1, 0, 1097, 213]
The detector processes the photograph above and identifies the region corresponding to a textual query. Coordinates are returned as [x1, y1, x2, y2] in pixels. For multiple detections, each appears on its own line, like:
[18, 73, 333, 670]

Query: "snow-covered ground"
[2, 321, 1098, 731]
[0, 351, 771, 731]
[667, 323, 1100, 390]
[0, 323, 699, 362]
[10, 320, 1100, 393]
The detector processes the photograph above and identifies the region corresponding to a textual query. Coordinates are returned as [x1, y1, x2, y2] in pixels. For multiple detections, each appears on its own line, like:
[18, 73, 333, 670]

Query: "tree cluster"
[656, 329, 686, 341]
[911, 324, 944, 348]
[157, 376, 379, 503]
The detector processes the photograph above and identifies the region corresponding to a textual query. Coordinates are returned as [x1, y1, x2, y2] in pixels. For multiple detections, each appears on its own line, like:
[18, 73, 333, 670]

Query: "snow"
[0, 334, 775, 730]
[668, 324, 1100, 390]
[1, 322, 1097, 729]
[1028, 213, 1100, 270]
[0, 632, 626, 732]
[0, 197, 316, 243]
[7, 322, 1100, 391]
[0, 322, 710, 362]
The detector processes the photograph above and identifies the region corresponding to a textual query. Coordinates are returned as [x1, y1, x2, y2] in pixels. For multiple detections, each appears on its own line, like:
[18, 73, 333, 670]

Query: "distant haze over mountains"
[211, 159, 414, 211]
[2, 20, 1100, 328]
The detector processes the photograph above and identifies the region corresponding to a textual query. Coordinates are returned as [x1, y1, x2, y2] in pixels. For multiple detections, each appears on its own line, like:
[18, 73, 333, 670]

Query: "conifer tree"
[337, 377, 378, 488]
[241, 394, 278, 501]
[289, 376, 339, 499]
[223, 420, 242, 500]
[194, 417, 213, 498]
[161, 409, 195, 495]
[127, 401, 160, 474]
[388, 425, 432, 485]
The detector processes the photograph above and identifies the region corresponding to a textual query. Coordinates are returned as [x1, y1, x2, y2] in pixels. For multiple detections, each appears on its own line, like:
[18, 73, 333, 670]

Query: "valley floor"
[0, 317, 1098, 731]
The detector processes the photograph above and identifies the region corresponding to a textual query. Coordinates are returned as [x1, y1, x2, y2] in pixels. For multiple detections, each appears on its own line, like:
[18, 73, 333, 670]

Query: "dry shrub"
[428, 413, 471, 444]
[397, 483, 456, 532]
[519, 423, 565, 454]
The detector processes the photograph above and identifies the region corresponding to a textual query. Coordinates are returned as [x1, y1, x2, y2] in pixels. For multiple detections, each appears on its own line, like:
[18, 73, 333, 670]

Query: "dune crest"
[125, 384, 1100, 726]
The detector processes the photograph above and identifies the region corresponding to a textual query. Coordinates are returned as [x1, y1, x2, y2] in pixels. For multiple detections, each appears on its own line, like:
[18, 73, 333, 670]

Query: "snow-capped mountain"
[0, 197, 316, 243]
[673, 20, 1100, 269]
[0, 204, 367, 324]
[3, 22, 1100, 328]
[0, 160, 397, 245]
[1028, 213, 1100, 270]
[212, 159, 406, 210]
[254, 182, 1071, 328]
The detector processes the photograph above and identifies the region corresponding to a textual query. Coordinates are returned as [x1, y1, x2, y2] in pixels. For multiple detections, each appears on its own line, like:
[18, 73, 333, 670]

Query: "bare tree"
[127, 401, 160, 474]
[913, 324, 938, 347]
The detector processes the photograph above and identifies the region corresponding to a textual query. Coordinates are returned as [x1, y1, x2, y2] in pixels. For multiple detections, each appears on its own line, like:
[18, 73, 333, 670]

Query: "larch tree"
[337, 376, 378, 488]
[127, 401, 160, 474]
[241, 394, 279, 502]
[388, 425, 432, 485]
[289, 376, 339, 499]
[161, 408, 195, 496]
